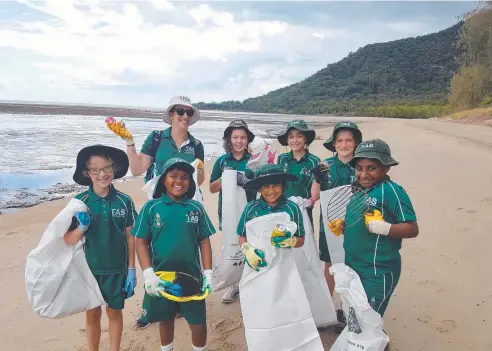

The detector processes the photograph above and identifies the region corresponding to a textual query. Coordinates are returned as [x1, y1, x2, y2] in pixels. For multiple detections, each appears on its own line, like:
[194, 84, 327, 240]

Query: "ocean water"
[0, 111, 293, 211]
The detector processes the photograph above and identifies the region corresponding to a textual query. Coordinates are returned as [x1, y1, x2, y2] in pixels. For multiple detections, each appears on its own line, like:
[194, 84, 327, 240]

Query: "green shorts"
[318, 214, 331, 263]
[141, 293, 206, 325]
[94, 272, 126, 310]
[357, 269, 401, 317]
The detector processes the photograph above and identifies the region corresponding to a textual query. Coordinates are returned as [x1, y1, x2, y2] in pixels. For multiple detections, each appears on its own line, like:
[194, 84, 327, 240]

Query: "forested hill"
[195, 22, 463, 116]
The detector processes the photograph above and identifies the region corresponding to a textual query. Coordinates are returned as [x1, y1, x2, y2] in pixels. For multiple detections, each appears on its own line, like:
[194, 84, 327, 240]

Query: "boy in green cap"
[276, 119, 320, 221]
[132, 158, 215, 351]
[237, 164, 306, 270]
[210, 119, 257, 304]
[64, 144, 138, 351]
[332, 139, 419, 317]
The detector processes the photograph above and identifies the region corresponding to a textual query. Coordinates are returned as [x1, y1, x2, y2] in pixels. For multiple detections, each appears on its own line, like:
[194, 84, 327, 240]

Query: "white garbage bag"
[288, 196, 338, 328]
[320, 185, 353, 264]
[239, 212, 323, 351]
[213, 169, 248, 291]
[190, 159, 204, 204]
[142, 175, 158, 200]
[25, 198, 105, 319]
[329, 263, 390, 351]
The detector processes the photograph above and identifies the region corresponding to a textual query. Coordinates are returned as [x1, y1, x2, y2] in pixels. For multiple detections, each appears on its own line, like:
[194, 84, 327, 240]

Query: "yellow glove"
[241, 243, 267, 271]
[328, 219, 345, 236]
[364, 209, 383, 227]
[105, 116, 134, 145]
[365, 209, 391, 236]
[271, 233, 297, 248]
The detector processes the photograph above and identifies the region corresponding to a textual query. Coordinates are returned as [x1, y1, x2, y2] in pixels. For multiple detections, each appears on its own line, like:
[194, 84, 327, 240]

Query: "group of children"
[63, 117, 418, 351]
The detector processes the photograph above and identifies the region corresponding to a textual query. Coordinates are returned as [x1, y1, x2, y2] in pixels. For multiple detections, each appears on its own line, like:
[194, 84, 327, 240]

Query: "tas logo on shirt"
[111, 208, 126, 217]
[300, 167, 311, 176]
[365, 197, 378, 207]
[186, 210, 199, 223]
[153, 213, 162, 228]
[183, 145, 195, 155]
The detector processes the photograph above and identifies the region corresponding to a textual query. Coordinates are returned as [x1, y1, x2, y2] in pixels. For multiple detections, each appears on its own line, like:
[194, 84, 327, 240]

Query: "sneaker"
[221, 284, 240, 304]
[134, 318, 151, 329]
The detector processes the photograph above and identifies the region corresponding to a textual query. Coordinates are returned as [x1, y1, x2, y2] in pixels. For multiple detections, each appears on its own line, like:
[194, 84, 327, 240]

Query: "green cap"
[323, 121, 362, 152]
[349, 139, 399, 167]
[223, 119, 255, 143]
[277, 119, 316, 146]
[243, 164, 298, 191]
[153, 158, 196, 199]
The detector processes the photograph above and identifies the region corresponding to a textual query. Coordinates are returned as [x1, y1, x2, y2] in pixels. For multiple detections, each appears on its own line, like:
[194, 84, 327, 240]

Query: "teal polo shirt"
[277, 151, 320, 199]
[75, 185, 137, 275]
[141, 127, 205, 177]
[132, 194, 216, 278]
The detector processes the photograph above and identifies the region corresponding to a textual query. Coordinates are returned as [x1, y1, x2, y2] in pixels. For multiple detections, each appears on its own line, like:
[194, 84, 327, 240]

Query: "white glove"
[367, 220, 391, 236]
[203, 269, 213, 293]
[143, 267, 163, 296]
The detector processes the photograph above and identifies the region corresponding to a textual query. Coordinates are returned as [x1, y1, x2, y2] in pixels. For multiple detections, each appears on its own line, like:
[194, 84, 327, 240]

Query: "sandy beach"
[2, 116, 492, 351]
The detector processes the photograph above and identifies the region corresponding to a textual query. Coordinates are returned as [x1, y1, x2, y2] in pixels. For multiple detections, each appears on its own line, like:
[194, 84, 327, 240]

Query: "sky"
[0, 0, 480, 107]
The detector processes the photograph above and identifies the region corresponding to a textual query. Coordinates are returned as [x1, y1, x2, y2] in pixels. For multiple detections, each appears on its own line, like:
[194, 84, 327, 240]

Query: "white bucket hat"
[163, 95, 201, 126]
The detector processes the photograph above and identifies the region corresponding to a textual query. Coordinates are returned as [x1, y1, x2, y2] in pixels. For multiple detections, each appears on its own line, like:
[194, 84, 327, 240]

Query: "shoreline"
[0, 113, 353, 213]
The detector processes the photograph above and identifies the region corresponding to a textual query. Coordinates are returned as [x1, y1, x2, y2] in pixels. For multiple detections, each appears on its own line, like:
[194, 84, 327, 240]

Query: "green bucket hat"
[323, 121, 362, 152]
[153, 158, 196, 199]
[277, 120, 316, 146]
[223, 119, 255, 143]
[349, 139, 399, 167]
[243, 164, 298, 191]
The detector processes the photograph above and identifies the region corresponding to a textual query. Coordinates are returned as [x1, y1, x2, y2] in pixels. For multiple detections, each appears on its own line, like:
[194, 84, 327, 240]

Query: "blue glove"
[124, 268, 137, 299]
[75, 211, 90, 232]
[162, 281, 183, 296]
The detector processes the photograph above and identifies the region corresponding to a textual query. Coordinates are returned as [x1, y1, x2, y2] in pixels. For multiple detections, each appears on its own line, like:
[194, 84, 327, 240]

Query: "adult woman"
[209, 119, 257, 304]
[114, 95, 205, 187]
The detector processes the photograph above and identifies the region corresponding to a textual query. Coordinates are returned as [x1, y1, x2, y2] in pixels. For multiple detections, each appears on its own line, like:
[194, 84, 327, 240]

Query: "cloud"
[0, 0, 476, 106]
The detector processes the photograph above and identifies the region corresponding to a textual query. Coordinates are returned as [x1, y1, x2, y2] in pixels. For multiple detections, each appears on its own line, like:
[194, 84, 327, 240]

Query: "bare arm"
[199, 238, 212, 270]
[127, 145, 152, 176]
[136, 237, 152, 270]
[311, 181, 321, 201]
[63, 228, 85, 245]
[209, 178, 222, 194]
[388, 221, 419, 239]
[239, 236, 247, 246]
[126, 226, 135, 268]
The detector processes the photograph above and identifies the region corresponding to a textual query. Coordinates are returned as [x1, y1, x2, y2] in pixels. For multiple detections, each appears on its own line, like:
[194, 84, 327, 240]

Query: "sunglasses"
[172, 108, 194, 117]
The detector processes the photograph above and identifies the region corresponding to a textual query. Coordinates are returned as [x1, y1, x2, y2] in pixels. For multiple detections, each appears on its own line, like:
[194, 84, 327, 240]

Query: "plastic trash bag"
[213, 169, 248, 291]
[329, 263, 390, 351]
[25, 198, 105, 319]
[288, 196, 338, 328]
[320, 185, 353, 264]
[247, 139, 277, 171]
[239, 212, 323, 351]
